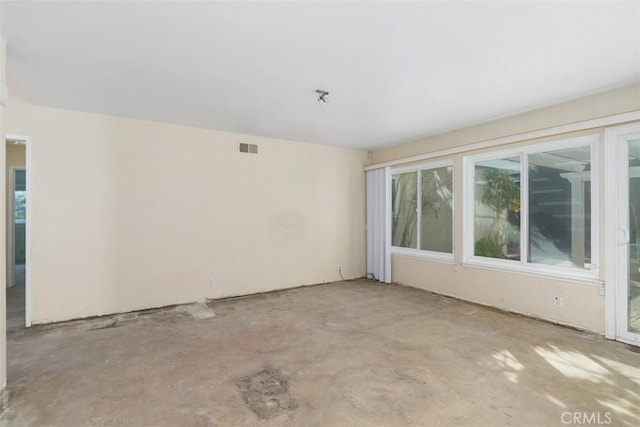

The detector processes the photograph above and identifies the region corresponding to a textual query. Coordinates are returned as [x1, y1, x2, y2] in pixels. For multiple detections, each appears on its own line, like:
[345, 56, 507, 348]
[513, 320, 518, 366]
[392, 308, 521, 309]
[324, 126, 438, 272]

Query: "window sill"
[391, 247, 455, 264]
[462, 257, 603, 286]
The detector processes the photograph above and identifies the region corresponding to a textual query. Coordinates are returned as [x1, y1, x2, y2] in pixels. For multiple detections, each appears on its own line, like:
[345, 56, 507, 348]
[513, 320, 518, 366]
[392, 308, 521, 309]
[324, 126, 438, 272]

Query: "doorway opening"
[5, 138, 29, 329]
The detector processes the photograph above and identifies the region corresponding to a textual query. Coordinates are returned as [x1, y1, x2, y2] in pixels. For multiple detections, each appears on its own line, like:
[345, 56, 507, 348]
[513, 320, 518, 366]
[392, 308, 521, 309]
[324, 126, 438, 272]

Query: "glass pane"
[14, 170, 27, 267]
[628, 139, 640, 333]
[474, 157, 521, 260]
[528, 146, 591, 269]
[14, 191, 26, 221]
[420, 166, 453, 253]
[392, 172, 417, 249]
[14, 169, 26, 221]
[14, 190, 26, 266]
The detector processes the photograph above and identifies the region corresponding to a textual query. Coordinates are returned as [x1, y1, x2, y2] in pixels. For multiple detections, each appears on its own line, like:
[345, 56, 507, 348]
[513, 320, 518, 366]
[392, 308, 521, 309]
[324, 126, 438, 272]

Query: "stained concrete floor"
[3, 280, 640, 426]
[630, 283, 640, 332]
[6, 264, 25, 330]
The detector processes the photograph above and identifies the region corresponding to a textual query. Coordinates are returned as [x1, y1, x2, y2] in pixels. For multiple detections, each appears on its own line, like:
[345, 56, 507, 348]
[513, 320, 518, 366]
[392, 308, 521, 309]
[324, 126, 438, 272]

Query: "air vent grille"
[239, 143, 258, 154]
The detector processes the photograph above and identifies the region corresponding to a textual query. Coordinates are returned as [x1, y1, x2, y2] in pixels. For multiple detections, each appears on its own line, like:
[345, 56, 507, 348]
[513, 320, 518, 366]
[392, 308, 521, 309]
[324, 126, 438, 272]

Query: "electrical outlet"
[209, 277, 215, 287]
[553, 296, 564, 308]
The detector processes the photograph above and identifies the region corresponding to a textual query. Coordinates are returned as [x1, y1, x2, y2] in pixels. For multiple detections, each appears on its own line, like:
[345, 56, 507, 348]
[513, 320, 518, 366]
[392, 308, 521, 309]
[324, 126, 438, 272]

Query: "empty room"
[0, 1, 639, 426]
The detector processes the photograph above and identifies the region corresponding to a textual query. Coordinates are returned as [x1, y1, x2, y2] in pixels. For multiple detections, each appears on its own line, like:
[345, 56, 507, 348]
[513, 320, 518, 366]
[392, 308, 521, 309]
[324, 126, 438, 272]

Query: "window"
[528, 147, 592, 269]
[392, 162, 453, 258]
[465, 135, 598, 278]
[421, 166, 453, 252]
[474, 157, 521, 260]
[392, 172, 417, 249]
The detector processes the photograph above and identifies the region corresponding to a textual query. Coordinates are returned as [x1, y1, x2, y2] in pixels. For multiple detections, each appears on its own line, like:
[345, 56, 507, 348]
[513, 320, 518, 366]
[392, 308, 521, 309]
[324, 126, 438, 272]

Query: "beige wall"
[4, 77, 367, 323]
[392, 257, 604, 332]
[373, 84, 640, 334]
[6, 144, 25, 167]
[5, 70, 638, 334]
[372, 83, 640, 164]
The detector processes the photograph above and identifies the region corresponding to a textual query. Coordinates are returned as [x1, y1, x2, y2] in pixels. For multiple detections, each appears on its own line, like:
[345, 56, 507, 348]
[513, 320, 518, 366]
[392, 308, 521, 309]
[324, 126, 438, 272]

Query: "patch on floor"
[183, 302, 216, 320]
[236, 369, 297, 419]
[85, 303, 215, 331]
[89, 320, 124, 330]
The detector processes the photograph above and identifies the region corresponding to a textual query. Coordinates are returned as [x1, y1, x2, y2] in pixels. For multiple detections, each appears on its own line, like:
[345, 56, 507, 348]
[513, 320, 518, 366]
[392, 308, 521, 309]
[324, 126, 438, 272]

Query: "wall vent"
[239, 143, 258, 154]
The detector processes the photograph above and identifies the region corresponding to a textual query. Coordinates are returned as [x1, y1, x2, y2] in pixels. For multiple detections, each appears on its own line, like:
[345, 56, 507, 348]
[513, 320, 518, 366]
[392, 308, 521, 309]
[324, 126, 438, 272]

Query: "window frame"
[390, 159, 455, 263]
[463, 134, 600, 283]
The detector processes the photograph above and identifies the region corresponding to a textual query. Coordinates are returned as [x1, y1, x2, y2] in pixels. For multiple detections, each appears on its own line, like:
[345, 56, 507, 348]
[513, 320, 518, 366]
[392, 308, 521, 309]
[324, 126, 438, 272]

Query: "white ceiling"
[2, 1, 639, 150]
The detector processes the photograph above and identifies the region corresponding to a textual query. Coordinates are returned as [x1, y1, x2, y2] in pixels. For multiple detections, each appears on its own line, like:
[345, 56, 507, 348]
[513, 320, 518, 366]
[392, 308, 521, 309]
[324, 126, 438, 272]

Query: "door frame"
[7, 166, 25, 290]
[604, 123, 640, 345]
[5, 135, 31, 327]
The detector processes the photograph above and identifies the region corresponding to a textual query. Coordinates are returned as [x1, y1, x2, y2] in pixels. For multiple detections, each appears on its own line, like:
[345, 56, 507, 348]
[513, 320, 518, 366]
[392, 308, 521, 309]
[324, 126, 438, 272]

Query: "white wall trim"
[365, 110, 640, 171]
[461, 258, 603, 286]
[391, 247, 455, 264]
[390, 158, 454, 175]
[604, 126, 618, 340]
[5, 134, 32, 327]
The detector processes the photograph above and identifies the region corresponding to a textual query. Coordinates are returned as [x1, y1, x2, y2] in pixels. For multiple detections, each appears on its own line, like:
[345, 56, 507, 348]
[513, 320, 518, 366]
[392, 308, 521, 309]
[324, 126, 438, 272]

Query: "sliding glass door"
[613, 128, 640, 345]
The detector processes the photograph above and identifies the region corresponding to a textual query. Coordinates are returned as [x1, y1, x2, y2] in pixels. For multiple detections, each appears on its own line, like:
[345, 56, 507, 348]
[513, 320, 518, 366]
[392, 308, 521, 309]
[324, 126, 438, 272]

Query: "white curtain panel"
[366, 167, 391, 283]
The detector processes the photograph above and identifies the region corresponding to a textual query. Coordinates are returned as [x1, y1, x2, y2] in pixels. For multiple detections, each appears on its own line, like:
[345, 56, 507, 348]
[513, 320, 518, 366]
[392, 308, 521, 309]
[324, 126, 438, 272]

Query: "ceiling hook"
[316, 89, 329, 103]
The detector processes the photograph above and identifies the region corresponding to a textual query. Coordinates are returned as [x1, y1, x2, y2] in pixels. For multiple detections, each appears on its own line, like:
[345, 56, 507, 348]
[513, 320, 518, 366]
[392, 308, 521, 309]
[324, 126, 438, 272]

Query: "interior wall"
[372, 84, 640, 334]
[5, 143, 24, 288]
[6, 144, 25, 170]
[392, 257, 605, 332]
[372, 83, 640, 164]
[4, 76, 367, 324]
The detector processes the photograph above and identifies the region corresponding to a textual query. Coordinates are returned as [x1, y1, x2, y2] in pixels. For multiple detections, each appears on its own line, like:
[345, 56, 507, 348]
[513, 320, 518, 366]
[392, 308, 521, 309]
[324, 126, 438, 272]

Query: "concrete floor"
[631, 283, 640, 332]
[2, 280, 640, 426]
[6, 264, 26, 330]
